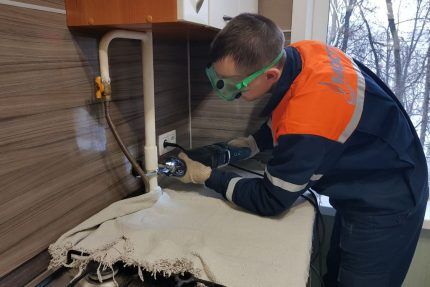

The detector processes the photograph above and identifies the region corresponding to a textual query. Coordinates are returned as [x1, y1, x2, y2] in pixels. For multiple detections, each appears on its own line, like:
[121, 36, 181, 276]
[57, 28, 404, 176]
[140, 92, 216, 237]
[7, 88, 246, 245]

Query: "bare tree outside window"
[328, 0, 430, 192]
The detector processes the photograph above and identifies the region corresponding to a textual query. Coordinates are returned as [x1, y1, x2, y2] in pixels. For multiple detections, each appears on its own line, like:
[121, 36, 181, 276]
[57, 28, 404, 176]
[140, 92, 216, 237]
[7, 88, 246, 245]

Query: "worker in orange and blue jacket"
[176, 13, 429, 287]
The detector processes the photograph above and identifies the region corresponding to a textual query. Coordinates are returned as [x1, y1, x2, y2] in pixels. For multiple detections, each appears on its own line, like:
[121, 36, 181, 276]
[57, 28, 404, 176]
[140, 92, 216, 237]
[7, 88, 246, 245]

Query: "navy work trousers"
[323, 198, 427, 287]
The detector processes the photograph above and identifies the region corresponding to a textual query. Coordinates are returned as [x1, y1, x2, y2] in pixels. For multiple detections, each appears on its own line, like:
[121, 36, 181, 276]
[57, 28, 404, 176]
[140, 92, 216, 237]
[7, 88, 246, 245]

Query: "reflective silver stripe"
[226, 177, 241, 202]
[310, 174, 323, 181]
[265, 168, 307, 192]
[338, 59, 366, 143]
[247, 135, 260, 156]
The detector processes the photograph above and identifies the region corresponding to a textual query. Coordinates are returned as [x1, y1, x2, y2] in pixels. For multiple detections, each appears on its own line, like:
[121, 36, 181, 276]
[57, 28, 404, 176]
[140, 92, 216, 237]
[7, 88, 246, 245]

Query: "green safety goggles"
[205, 49, 285, 101]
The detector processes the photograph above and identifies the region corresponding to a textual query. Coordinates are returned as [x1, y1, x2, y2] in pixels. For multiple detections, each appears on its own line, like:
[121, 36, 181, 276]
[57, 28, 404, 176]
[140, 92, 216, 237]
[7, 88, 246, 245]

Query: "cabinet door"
[177, 0, 209, 25]
[259, 0, 293, 31]
[208, 0, 239, 29]
[238, 0, 258, 14]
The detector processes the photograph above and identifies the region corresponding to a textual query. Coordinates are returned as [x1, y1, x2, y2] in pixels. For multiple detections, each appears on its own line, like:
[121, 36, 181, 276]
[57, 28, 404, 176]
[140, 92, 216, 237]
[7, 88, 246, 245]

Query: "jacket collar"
[261, 46, 302, 117]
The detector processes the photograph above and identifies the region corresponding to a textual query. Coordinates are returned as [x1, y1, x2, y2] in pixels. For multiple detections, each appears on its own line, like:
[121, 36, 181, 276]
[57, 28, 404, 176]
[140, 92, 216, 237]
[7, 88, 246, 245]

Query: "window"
[327, 0, 430, 199]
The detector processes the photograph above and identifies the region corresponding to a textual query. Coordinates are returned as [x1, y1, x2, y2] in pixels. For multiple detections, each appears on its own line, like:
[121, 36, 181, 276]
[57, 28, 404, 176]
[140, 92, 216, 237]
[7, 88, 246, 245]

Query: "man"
[177, 13, 428, 287]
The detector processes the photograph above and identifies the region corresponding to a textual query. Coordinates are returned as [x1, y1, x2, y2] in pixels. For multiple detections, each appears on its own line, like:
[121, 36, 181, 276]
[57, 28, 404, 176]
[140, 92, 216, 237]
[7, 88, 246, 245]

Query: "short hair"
[209, 13, 285, 74]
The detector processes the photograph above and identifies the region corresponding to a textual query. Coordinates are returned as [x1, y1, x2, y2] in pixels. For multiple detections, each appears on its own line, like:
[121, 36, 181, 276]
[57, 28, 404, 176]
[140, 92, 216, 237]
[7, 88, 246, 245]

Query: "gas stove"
[42, 260, 224, 287]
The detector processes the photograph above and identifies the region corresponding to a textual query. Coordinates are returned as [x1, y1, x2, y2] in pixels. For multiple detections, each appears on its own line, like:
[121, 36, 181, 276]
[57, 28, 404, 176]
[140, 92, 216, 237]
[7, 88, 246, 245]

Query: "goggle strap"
[235, 49, 286, 90]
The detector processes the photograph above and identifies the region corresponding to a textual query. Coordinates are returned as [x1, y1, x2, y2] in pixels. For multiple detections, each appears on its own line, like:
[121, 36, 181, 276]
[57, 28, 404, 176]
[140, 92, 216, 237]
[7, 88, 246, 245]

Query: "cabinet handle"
[196, 0, 204, 13]
[223, 15, 233, 21]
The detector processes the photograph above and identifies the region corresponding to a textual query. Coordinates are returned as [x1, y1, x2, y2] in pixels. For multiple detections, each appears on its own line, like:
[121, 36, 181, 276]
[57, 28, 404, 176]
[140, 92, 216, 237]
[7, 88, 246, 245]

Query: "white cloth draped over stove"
[49, 176, 315, 287]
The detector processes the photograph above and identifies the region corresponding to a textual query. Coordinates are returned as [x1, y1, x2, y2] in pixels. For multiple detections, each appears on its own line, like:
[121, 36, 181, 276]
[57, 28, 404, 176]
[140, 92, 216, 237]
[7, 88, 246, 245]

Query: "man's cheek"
[241, 92, 257, 101]
[241, 90, 251, 98]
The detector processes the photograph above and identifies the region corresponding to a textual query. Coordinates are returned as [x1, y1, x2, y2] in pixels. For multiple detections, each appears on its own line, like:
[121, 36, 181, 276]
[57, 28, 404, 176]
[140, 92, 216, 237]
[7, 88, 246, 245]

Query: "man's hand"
[228, 135, 260, 159]
[177, 152, 212, 184]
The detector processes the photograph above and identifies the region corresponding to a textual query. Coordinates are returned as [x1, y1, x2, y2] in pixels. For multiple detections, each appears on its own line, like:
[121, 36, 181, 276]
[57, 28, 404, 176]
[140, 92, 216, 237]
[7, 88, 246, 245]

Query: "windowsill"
[318, 195, 430, 230]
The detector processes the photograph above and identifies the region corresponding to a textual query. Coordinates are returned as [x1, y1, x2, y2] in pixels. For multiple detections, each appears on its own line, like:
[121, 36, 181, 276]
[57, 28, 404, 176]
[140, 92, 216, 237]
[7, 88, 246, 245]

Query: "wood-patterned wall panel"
[12, 0, 65, 9]
[0, 4, 189, 278]
[0, 5, 97, 120]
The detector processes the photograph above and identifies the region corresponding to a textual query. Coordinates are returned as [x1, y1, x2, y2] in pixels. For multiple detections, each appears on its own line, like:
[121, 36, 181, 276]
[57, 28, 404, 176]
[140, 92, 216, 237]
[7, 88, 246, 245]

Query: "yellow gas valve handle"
[95, 76, 104, 99]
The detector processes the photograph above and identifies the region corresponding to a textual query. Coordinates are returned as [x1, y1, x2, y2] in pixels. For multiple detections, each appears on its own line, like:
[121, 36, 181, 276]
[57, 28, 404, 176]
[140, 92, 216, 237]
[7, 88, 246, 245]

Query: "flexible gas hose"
[103, 101, 150, 193]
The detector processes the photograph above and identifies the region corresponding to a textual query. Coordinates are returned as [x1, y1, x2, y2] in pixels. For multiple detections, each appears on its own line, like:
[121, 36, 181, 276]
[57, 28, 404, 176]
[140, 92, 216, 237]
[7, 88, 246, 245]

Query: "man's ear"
[265, 67, 282, 84]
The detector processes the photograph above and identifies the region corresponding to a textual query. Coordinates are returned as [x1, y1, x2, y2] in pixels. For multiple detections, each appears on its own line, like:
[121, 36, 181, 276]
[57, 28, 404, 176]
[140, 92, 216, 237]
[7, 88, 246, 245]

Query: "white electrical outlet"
[158, 130, 177, 155]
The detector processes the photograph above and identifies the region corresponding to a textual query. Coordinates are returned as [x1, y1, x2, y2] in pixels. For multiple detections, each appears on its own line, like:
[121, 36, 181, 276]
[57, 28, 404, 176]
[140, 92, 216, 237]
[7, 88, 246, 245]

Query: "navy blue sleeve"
[252, 120, 274, 152]
[205, 134, 342, 216]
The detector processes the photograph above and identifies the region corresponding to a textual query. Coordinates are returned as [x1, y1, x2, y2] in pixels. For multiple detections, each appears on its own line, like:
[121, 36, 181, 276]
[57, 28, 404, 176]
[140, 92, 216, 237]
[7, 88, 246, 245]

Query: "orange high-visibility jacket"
[206, 41, 428, 216]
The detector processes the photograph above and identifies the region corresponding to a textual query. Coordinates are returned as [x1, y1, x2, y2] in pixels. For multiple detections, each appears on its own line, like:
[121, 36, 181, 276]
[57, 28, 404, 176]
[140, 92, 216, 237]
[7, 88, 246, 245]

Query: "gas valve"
[95, 76, 104, 100]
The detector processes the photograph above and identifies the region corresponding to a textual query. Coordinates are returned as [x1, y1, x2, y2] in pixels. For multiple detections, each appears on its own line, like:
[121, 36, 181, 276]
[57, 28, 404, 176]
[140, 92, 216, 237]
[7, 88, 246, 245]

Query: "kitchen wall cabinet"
[65, 0, 208, 27]
[258, 0, 330, 44]
[65, 0, 258, 32]
[208, 0, 258, 29]
[258, 0, 292, 31]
